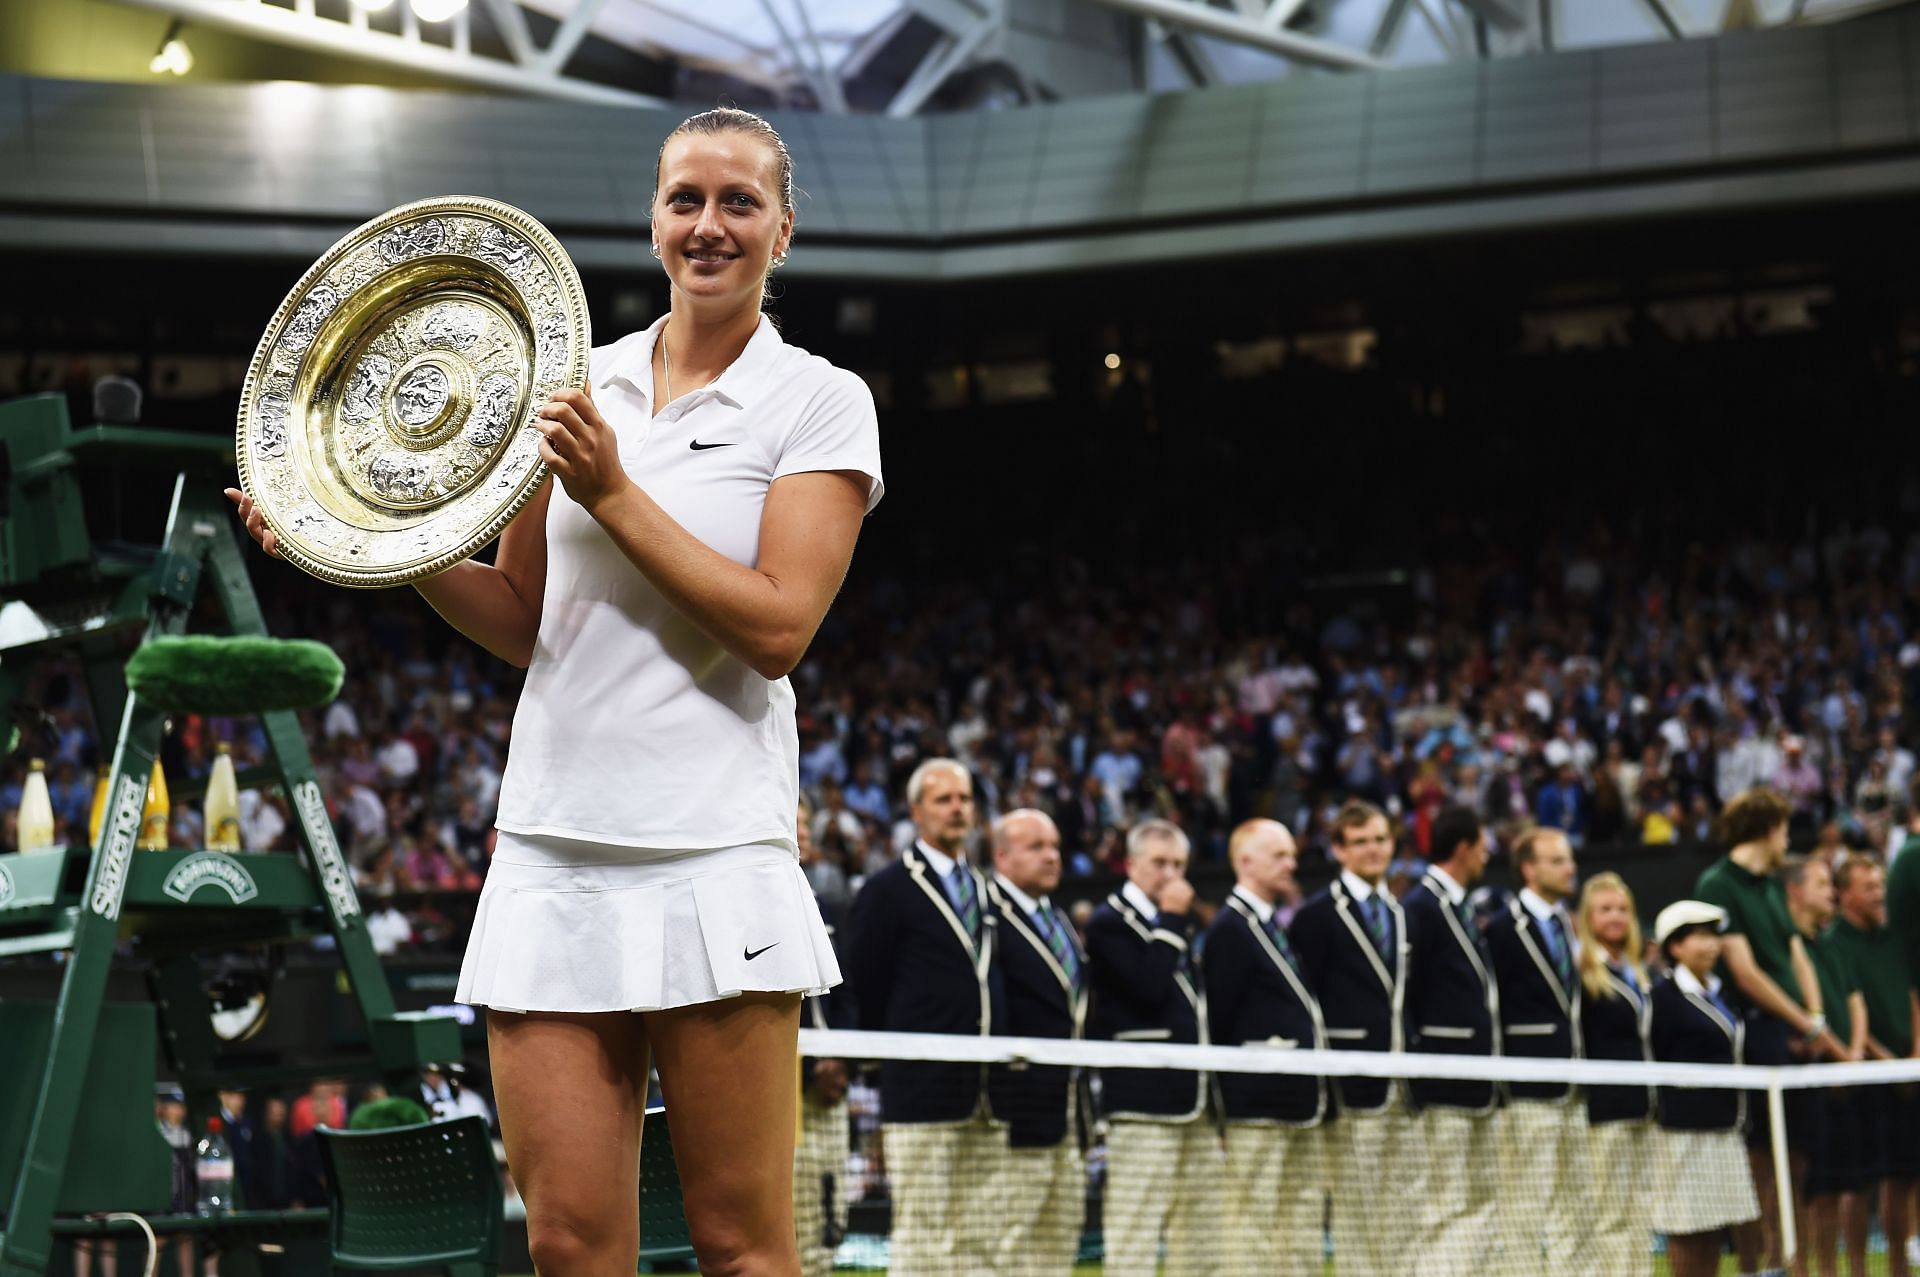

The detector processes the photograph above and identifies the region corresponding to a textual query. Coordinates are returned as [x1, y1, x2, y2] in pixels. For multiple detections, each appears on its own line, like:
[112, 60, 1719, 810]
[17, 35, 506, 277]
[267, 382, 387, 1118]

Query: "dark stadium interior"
[9, 124, 1920, 1276]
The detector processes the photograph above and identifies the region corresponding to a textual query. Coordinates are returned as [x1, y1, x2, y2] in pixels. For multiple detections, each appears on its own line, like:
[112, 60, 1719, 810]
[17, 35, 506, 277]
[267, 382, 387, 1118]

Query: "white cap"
[1654, 900, 1728, 947]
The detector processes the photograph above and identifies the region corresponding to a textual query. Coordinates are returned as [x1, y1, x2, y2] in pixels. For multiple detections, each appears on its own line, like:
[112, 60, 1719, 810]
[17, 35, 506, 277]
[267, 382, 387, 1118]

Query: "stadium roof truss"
[103, 0, 1918, 113]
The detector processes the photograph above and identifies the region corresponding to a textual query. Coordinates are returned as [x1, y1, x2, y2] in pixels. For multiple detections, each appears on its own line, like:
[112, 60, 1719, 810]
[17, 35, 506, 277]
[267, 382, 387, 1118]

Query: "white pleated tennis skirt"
[1650, 1126, 1761, 1236]
[456, 831, 842, 1014]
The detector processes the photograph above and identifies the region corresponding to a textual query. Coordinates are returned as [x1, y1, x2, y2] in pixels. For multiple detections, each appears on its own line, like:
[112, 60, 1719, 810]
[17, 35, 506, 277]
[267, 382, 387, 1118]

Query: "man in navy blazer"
[1085, 818, 1223, 1277]
[1485, 827, 1595, 1277]
[984, 808, 1086, 1277]
[1289, 799, 1408, 1277]
[844, 758, 1005, 1276]
[1401, 805, 1498, 1277]
[1203, 819, 1328, 1277]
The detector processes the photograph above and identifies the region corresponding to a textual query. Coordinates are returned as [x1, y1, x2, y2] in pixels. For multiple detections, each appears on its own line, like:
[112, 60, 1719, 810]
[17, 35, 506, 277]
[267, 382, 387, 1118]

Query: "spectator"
[1534, 762, 1588, 844]
[245, 1096, 293, 1211]
[290, 1079, 346, 1138]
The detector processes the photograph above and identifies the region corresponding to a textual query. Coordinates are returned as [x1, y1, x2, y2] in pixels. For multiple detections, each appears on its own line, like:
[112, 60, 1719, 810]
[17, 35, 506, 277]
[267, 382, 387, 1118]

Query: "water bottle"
[195, 1116, 235, 1216]
[16, 760, 55, 852]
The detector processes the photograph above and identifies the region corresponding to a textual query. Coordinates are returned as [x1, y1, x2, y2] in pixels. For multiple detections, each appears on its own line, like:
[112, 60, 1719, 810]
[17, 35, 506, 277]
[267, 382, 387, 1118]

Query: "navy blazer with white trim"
[985, 875, 1087, 1148]
[843, 843, 1005, 1124]
[1650, 973, 1747, 1132]
[1402, 871, 1499, 1113]
[1289, 876, 1407, 1113]
[1201, 892, 1328, 1125]
[1486, 895, 1582, 1102]
[1085, 890, 1207, 1121]
[1580, 962, 1655, 1124]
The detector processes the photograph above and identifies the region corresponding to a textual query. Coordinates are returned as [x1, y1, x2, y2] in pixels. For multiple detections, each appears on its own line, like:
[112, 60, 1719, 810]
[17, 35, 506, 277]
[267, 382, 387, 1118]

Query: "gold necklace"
[660, 321, 719, 404]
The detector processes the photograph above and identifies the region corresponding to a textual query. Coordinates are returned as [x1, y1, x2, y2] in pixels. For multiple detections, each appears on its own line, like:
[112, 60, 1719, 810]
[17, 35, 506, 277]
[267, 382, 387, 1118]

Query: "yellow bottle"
[87, 766, 110, 847]
[204, 744, 241, 853]
[138, 761, 170, 851]
[17, 759, 56, 852]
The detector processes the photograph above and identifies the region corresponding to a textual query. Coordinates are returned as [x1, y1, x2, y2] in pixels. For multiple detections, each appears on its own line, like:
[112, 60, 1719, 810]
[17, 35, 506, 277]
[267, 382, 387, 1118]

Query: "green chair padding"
[125, 635, 344, 715]
[317, 1115, 501, 1277]
[638, 1105, 695, 1269]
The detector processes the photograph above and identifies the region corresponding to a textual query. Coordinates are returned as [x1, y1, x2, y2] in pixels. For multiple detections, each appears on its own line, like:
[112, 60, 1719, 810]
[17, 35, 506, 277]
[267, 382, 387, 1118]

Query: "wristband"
[1804, 1013, 1827, 1042]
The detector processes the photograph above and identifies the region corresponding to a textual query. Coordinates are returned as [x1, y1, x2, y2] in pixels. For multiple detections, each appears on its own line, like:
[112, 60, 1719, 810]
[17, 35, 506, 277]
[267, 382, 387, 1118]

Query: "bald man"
[984, 809, 1087, 1276]
[1202, 820, 1329, 1277]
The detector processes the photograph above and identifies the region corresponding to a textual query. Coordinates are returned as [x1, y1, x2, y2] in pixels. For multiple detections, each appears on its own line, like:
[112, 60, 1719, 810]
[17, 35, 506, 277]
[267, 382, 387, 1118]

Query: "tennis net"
[785, 1028, 1920, 1277]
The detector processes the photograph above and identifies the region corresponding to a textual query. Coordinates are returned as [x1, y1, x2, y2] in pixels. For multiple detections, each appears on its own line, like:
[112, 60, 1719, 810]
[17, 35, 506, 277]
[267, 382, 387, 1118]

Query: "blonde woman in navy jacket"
[1648, 901, 1760, 1277]
[1574, 872, 1655, 1277]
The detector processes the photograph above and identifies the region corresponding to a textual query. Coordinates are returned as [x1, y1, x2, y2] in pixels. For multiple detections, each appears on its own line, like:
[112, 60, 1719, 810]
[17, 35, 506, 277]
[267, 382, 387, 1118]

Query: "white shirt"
[1673, 964, 1725, 1002]
[916, 839, 962, 881]
[1339, 869, 1382, 903]
[1122, 880, 1160, 922]
[1231, 884, 1276, 925]
[1519, 888, 1569, 927]
[994, 872, 1054, 927]
[495, 314, 884, 849]
[1519, 887, 1578, 957]
[1426, 865, 1467, 906]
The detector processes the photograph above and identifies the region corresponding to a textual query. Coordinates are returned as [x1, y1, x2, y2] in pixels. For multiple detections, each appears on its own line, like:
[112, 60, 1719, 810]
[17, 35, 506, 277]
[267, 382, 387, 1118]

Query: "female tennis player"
[229, 107, 883, 1276]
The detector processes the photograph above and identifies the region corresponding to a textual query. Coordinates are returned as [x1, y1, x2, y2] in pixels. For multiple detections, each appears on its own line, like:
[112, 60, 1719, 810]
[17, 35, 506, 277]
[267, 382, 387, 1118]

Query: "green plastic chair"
[317, 1115, 502, 1277]
[638, 1105, 695, 1270]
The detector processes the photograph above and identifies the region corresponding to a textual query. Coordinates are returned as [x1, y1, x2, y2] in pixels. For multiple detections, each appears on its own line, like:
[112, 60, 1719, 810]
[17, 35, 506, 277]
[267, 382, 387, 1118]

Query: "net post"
[1768, 1077, 1796, 1264]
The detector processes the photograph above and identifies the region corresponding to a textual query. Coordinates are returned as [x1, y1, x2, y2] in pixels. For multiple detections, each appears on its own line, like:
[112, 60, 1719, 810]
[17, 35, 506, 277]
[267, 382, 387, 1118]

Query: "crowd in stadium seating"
[5, 514, 1920, 945]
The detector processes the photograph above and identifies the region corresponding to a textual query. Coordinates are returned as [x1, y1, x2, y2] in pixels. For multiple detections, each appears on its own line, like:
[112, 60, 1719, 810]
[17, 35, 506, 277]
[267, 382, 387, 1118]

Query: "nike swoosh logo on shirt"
[689, 439, 737, 450]
[744, 943, 780, 961]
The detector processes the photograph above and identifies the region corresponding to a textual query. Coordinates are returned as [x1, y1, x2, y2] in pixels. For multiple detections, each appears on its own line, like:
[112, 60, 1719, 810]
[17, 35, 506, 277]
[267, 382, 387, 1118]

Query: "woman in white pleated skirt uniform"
[1647, 901, 1762, 1277]
[231, 107, 883, 1277]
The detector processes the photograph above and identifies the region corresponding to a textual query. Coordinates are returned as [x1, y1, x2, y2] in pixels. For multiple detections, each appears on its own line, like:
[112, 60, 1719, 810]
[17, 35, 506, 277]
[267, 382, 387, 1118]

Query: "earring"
[772, 250, 788, 267]
[649, 243, 661, 259]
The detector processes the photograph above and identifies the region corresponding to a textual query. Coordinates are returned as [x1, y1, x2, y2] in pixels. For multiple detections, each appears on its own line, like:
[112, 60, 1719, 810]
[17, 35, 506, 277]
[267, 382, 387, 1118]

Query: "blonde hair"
[655, 107, 795, 215]
[1576, 872, 1647, 1001]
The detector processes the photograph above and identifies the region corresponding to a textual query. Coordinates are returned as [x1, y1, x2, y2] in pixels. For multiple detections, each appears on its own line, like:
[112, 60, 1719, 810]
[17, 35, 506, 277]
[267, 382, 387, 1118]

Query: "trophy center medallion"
[386, 353, 473, 449]
[394, 365, 449, 425]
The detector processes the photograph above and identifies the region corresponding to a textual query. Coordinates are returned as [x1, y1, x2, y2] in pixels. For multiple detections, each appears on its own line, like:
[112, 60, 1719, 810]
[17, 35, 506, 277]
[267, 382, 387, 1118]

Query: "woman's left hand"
[535, 385, 631, 514]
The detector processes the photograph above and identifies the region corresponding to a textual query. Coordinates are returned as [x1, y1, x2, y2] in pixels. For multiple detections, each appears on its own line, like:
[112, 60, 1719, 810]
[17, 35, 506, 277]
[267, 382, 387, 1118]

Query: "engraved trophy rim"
[234, 195, 589, 589]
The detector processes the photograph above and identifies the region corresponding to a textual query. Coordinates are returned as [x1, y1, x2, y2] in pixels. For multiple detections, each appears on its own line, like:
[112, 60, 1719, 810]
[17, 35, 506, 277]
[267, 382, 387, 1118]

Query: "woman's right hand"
[223, 487, 280, 557]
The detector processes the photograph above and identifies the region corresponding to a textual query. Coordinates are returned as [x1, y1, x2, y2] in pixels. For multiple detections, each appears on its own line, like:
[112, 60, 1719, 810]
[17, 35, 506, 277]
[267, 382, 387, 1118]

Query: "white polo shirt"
[493, 313, 884, 850]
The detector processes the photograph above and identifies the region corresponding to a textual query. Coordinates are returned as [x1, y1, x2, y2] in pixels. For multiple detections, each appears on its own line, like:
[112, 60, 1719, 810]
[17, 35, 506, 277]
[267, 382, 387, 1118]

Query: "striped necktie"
[1263, 912, 1301, 974]
[1033, 905, 1081, 987]
[946, 864, 980, 941]
[1544, 913, 1574, 988]
[1362, 894, 1391, 961]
